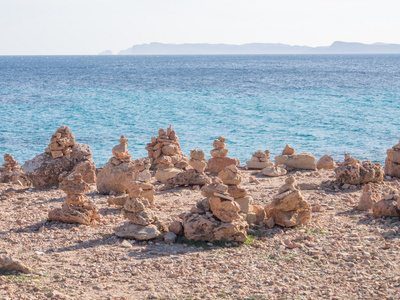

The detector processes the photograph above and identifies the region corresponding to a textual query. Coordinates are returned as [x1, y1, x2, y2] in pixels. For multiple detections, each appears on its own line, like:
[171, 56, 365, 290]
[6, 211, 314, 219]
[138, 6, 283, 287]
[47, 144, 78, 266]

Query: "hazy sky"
[1, 0, 399, 55]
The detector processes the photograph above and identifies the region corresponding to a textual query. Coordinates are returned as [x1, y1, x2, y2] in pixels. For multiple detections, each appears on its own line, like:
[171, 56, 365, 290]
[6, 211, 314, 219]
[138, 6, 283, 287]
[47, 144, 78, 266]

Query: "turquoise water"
[0, 55, 399, 167]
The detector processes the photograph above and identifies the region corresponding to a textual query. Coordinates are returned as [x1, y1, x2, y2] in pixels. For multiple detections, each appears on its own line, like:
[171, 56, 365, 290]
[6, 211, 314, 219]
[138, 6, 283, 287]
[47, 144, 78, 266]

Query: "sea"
[0, 55, 399, 167]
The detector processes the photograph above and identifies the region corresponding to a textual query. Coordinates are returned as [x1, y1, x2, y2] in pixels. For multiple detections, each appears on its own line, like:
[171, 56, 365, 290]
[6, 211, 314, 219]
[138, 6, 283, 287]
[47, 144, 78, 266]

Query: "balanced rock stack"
[145, 126, 190, 183]
[246, 150, 274, 170]
[115, 181, 163, 240]
[207, 136, 239, 173]
[334, 153, 383, 185]
[23, 126, 96, 189]
[168, 149, 211, 186]
[48, 173, 99, 225]
[133, 157, 152, 182]
[384, 139, 400, 178]
[274, 144, 316, 170]
[44, 126, 76, 159]
[0, 154, 30, 186]
[264, 176, 311, 228]
[372, 187, 400, 217]
[97, 136, 135, 194]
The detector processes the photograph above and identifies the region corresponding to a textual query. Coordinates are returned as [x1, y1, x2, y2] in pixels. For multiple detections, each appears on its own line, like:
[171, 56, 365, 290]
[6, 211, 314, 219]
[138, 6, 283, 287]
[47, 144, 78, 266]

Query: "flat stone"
[246, 160, 274, 170]
[274, 153, 316, 170]
[115, 223, 161, 240]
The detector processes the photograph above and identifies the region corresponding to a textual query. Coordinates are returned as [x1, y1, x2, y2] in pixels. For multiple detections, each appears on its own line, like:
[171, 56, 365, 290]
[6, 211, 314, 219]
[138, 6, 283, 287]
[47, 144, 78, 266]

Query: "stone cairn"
[176, 177, 248, 242]
[48, 173, 99, 225]
[384, 139, 400, 178]
[372, 186, 400, 217]
[207, 136, 239, 173]
[145, 126, 190, 183]
[23, 126, 96, 189]
[97, 135, 135, 194]
[246, 150, 274, 170]
[0, 154, 30, 186]
[264, 176, 311, 228]
[45, 126, 76, 159]
[167, 149, 211, 186]
[334, 153, 383, 185]
[115, 181, 163, 240]
[274, 144, 316, 171]
[108, 157, 155, 207]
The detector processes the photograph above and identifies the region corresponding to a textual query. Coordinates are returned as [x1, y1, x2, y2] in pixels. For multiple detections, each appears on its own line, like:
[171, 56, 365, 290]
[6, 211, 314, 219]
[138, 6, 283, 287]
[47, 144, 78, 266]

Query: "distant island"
[112, 41, 400, 55]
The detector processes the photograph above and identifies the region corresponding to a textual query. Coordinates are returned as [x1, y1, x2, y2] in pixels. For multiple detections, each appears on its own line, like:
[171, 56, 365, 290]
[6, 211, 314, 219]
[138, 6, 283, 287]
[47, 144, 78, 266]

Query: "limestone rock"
[246, 150, 274, 170]
[112, 135, 131, 160]
[235, 196, 253, 213]
[23, 142, 96, 189]
[275, 153, 316, 170]
[115, 223, 161, 240]
[251, 205, 266, 225]
[48, 202, 99, 225]
[373, 199, 400, 217]
[183, 213, 248, 242]
[207, 157, 239, 174]
[97, 159, 135, 194]
[169, 220, 184, 236]
[282, 144, 295, 155]
[317, 154, 336, 170]
[167, 169, 211, 186]
[357, 184, 379, 211]
[209, 196, 241, 222]
[334, 155, 383, 185]
[0, 153, 31, 186]
[265, 177, 311, 227]
[189, 149, 207, 173]
[155, 167, 183, 183]
[384, 143, 400, 177]
[47, 126, 76, 159]
[262, 166, 287, 177]
[227, 185, 247, 199]
[0, 256, 33, 274]
[218, 165, 242, 185]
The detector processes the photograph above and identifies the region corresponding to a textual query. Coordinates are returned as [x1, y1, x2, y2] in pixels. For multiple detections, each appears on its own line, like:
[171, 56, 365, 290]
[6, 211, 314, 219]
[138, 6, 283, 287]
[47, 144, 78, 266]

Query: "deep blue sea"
[0, 55, 399, 167]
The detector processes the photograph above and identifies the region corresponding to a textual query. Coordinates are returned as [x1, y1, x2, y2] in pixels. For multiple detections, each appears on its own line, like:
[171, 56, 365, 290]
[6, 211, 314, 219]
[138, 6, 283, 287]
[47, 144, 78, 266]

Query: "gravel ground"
[1, 169, 399, 299]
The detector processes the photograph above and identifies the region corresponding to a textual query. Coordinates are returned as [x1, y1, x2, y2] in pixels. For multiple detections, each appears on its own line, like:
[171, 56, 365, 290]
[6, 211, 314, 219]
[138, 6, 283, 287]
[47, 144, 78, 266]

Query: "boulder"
[274, 153, 316, 170]
[209, 197, 241, 222]
[167, 169, 211, 186]
[48, 202, 99, 225]
[335, 159, 383, 185]
[207, 157, 239, 174]
[373, 200, 400, 217]
[317, 155, 336, 170]
[114, 223, 161, 240]
[97, 159, 135, 194]
[183, 213, 248, 242]
[218, 165, 242, 185]
[384, 149, 400, 177]
[155, 167, 183, 183]
[23, 143, 96, 189]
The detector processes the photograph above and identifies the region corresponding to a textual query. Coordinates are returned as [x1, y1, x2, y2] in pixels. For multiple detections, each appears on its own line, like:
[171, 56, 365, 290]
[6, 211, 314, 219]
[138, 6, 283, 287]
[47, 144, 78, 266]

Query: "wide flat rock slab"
[274, 153, 316, 170]
[114, 223, 160, 240]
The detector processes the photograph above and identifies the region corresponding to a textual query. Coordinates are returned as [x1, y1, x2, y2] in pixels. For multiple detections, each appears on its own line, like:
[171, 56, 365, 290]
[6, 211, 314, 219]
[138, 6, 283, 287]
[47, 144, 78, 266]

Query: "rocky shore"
[1, 128, 400, 299]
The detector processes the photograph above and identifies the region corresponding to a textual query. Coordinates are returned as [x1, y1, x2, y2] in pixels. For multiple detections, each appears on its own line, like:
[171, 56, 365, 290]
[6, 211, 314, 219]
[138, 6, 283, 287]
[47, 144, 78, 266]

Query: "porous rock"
[274, 153, 316, 170]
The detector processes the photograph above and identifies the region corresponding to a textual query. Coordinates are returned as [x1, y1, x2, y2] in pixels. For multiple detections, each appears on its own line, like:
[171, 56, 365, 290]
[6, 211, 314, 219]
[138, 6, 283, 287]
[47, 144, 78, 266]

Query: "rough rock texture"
[207, 136, 240, 173]
[133, 158, 152, 182]
[275, 153, 316, 170]
[384, 139, 400, 177]
[48, 173, 99, 225]
[23, 127, 96, 189]
[334, 154, 383, 185]
[373, 199, 400, 217]
[317, 154, 336, 170]
[357, 184, 379, 211]
[115, 181, 163, 240]
[146, 126, 189, 172]
[218, 165, 242, 185]
[97, 136, 135, 194]
[0, 256, 33, 274]
[264, 176, 311, 227]
[282, 144, 295, 155]
[189, 149, 207, 173]
[0, 153, 31, 186]
[262, 165, 287, 177]
[246, 150, 274, 170]
[168, 169, 211, 186]
[179, 180, 249, 242]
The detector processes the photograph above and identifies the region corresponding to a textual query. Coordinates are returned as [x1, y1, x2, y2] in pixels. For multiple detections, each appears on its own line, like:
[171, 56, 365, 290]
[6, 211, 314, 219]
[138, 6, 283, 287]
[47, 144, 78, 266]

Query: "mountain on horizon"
[116, 41, 400, 55]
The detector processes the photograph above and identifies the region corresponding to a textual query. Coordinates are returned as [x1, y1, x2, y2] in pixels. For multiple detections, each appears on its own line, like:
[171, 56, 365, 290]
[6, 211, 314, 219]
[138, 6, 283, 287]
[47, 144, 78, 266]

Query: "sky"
[0, 0, 399, 55]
